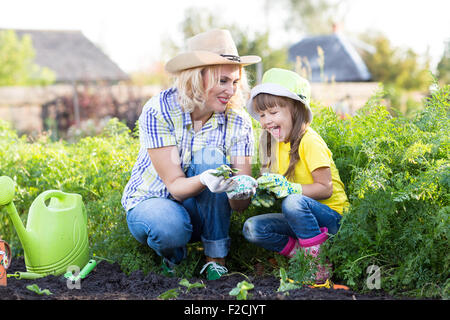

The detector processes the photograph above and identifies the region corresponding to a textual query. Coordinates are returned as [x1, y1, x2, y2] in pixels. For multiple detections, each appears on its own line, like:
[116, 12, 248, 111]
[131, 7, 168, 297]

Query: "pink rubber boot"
[279, 227, 328, 259]
[279, 237, 301, 258]
[298, 227, 331, 284]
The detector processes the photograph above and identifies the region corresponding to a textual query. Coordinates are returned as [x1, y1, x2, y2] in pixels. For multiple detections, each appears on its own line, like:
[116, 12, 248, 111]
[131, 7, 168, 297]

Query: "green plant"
[156, 278, 205, 300]
[179, 278, 206, 293]
[277, 267, 301, 293]
[314, 82, 449, 298]
[26, 284, 52, 295]
[286, 250, 317, 286]
[157, 288, 179, 300]
[210, 164, 239, 179]
[229, 280, 254, 300]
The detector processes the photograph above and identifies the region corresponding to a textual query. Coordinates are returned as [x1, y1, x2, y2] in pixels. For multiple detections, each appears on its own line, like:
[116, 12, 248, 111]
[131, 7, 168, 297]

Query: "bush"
[0, 83, 448, 298]
[312, 83, 449, 298]
[0, 119, 142, 266]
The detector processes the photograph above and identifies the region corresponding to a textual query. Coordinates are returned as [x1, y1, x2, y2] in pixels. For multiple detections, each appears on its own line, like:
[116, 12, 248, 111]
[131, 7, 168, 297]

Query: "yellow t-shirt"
[275, 127, 349, 214]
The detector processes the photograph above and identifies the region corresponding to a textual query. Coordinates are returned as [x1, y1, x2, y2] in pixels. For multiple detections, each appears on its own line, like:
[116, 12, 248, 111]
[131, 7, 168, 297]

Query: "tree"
[359, 32, 432, 115]
[436, 40, 450, 85]
[0, 30, 55, 86]
[232, 29, 291, 85]
[360, 33, 430, 91]
[284, 0, 348, 35]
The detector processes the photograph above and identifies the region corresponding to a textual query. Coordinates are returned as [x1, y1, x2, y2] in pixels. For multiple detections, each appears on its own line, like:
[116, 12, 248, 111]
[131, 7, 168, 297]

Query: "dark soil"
[0, 257, 399, 301]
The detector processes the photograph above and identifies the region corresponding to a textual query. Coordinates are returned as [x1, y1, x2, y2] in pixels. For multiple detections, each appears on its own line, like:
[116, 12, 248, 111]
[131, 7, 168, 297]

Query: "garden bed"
[1, 256, 397, 300]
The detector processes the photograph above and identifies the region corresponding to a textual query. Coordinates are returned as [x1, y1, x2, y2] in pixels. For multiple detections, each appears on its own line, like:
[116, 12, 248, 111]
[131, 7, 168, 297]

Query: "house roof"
[8, 29, 129, 83]
[288, 33, 372, 82]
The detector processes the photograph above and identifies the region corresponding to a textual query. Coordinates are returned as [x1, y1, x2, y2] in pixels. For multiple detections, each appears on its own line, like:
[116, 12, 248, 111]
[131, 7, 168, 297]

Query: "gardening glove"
[199, 169, 236, 193]
[226, 175, 258, 200]
[256, 173, 302, 199]
[251, 189, 276, 207]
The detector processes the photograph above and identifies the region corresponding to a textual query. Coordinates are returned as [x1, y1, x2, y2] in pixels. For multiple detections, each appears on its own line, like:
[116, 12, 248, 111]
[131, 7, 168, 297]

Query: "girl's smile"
[258, 105, 293, 142]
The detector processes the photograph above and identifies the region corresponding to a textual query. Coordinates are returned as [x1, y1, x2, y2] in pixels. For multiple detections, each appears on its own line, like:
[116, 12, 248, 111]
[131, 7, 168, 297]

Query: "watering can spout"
[0, 176, 34, 247]
[4, 202, 34, 245]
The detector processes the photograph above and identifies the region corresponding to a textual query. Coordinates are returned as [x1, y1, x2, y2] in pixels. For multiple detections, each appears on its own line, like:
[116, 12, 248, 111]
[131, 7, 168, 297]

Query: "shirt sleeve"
[139, 97, 177, 149]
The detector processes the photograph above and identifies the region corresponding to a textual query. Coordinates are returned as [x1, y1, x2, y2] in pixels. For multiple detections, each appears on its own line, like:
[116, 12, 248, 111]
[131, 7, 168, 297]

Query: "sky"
[1, 0, 449, 73]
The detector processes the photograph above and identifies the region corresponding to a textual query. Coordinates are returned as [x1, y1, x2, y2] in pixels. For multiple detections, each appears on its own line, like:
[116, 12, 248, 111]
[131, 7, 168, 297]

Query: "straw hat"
[165, 29, 261, 73]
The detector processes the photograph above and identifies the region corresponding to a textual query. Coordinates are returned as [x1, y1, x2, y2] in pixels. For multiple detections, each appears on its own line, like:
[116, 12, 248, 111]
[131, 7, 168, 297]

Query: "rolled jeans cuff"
[201, 236, 230, 258]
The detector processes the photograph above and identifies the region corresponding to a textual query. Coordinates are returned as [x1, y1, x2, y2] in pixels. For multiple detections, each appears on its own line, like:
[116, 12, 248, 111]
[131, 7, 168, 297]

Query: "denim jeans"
[126, 147, 232, 265]
[242, 194, 342, 253]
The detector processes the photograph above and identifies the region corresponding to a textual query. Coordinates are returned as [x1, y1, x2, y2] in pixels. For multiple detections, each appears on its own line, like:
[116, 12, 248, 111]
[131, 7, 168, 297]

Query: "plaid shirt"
[121, 87, 254, 212]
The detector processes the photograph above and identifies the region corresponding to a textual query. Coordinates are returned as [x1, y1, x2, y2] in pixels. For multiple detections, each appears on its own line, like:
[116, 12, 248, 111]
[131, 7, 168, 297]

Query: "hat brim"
[246, 83, 312, 121]
[165, 51, 261, 73]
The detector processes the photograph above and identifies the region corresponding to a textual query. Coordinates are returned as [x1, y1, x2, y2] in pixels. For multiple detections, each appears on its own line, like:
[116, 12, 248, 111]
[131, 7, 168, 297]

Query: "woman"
[121, 29, 260, 280]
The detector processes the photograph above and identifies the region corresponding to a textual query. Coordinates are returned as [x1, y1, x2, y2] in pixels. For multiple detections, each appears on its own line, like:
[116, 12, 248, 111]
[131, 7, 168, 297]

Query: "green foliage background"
[0, 83, 448, 298]
[313, 83, 449, 298]
[0, 30, 55, 86]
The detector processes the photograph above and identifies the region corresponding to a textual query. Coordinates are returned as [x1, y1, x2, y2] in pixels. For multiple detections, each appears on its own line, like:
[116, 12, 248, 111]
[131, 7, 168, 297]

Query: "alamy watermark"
[366, 264, 381, 290]
[66, 265, 81, 290]
[164, 122, 279, 167]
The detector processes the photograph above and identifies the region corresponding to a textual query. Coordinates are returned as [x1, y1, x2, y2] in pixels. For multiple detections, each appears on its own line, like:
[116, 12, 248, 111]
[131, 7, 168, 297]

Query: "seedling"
[229, 280, 254, 300]
[179, 278, 205, 293]
[211, 165, 239, 179]
[157, 288, 179, 300]
[157, 279, 206, 300]
[26, 284, 52, 296]
[277, 268, 301, 293]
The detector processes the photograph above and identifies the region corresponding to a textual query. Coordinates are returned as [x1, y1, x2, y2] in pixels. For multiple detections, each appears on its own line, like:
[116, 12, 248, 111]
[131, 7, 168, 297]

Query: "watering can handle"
[40, 191, 87, 222]
[40, 190, 66, 204]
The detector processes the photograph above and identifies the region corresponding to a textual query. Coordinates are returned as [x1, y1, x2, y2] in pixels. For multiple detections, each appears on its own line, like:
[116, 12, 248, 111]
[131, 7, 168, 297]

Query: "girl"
[122, 29, 260, 280]
[242, 68, 349, 283]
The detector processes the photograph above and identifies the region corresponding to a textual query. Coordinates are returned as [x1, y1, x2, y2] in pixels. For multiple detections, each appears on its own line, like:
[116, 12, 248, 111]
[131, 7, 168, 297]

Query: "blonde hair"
[254, 93, 312, 180]
[173, 65, 249, 113]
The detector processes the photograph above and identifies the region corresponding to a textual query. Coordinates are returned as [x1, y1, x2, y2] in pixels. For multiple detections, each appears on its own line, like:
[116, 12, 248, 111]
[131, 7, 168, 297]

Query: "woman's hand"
[199, 169, 236, 193]
[226, 175, 257, 200]
[227, 156, 253, 212]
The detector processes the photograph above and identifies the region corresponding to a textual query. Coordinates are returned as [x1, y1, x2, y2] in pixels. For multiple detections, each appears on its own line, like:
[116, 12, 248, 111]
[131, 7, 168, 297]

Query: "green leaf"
[157, 288, 179, 300]
[26, 284, 52, 295]
[179, 278, 205, 292]
[229, 287, 241, 296]
[211, 164, 240, 179]
[229, 281, 254, 300]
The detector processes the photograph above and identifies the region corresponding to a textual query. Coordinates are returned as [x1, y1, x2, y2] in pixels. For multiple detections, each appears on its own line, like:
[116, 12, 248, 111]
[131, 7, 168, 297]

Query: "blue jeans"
[126, 148, 232, 265]
[243, 194, 342, 252]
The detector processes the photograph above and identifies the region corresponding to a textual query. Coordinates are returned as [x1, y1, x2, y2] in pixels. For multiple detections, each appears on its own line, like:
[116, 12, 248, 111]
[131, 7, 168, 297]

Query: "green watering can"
[0, 176, 89, 276]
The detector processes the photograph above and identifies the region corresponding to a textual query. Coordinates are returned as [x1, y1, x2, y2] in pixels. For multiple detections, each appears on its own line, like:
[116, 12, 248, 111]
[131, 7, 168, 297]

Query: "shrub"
[312, 83, 449, 298]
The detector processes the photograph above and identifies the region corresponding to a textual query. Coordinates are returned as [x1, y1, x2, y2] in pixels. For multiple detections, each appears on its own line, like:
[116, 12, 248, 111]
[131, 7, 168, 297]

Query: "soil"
[0, 257, 400, 301]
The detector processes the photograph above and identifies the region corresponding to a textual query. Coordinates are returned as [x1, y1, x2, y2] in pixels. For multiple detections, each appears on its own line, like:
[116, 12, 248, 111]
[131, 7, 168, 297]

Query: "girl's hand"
[256, 173, 302, 198]
[251, 189, 275, 207]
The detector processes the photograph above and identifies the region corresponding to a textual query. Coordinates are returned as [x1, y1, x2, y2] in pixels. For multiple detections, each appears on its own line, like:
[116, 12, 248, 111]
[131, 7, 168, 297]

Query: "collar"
[184, 110, 226, 132]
